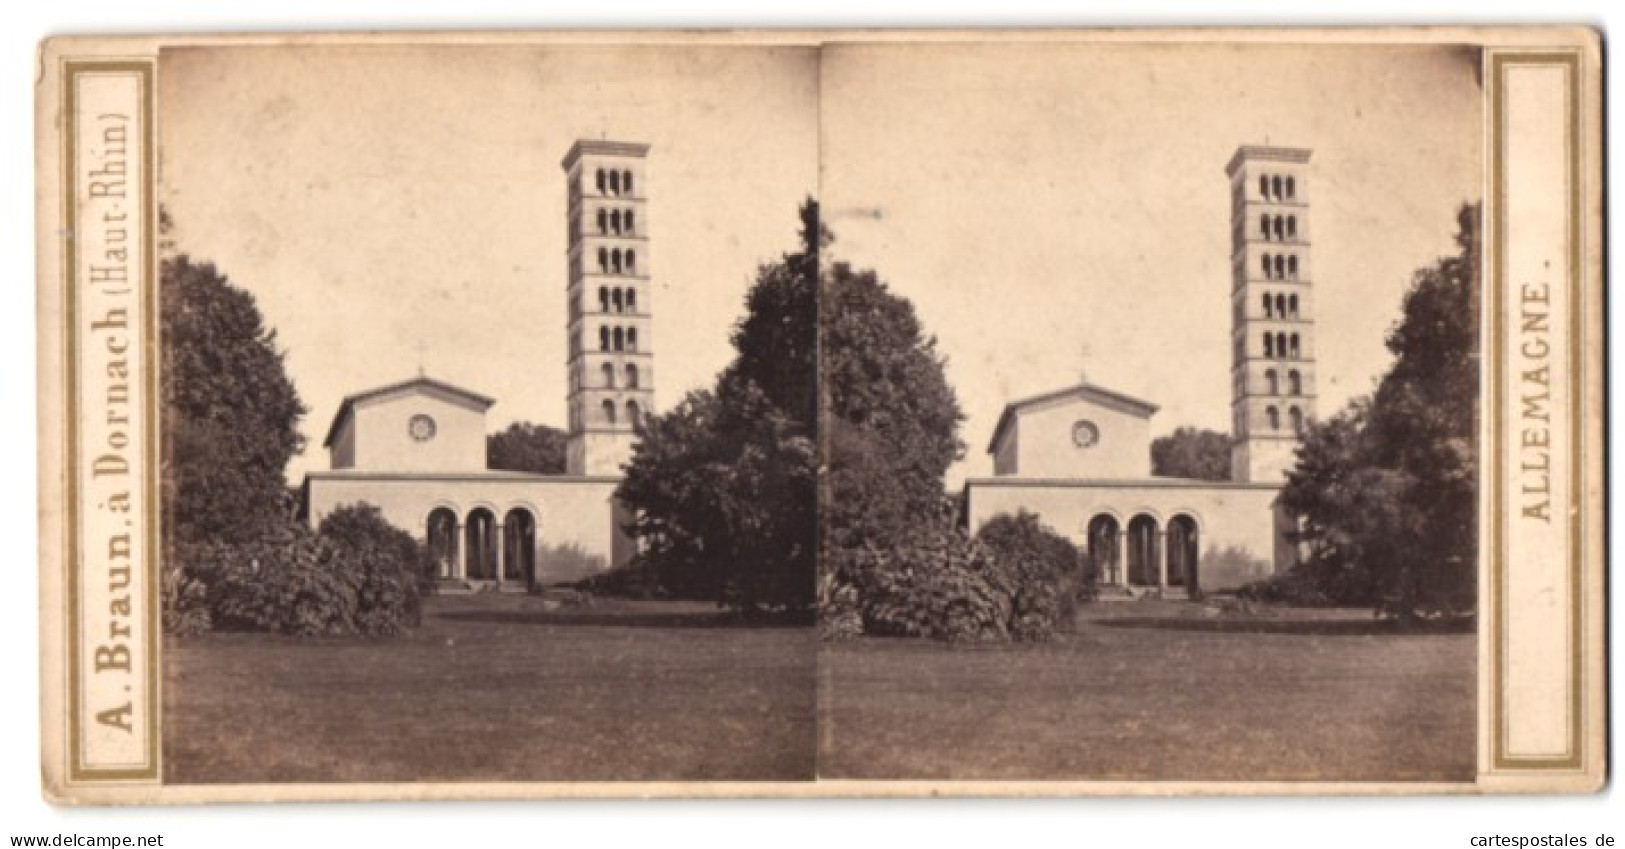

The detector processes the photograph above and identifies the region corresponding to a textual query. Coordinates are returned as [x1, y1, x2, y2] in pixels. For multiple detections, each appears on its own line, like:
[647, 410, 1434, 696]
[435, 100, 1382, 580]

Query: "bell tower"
[1227, 145, 1317, 483]
[561, 139, 654, 476]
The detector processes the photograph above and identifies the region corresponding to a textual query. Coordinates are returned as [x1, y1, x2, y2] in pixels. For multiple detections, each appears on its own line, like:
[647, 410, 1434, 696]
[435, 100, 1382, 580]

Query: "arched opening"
[1262, 292, 1273, 318]
[608, 170, 621, 195]
[1289, 293, 1300, 317]
[1259, 174, 1269, 197]
[601, 362, 615, 388]
[625, 210, 636, 235]
[1261, 253, 1273, 279]
[598, 326, 610, 352]
[611, 248, 623, 274]
[1274, 254, 1286, 280]
[464, 508, 497, 581]
[627, 327, 638, 352]
[427, 507, 458, 579]
[1087, 514, 1121, 586]
[1285, 175, 1296, 198]
[1167, 515, 1200, 591]
[626, 289, 638, 313]
[595, 169, 605, 194]
[1263, 333, 1274, 358]
[598, 286, 609, 313]
[626, 399, 641, 428]
[1290, 406, 1305, 435]
[1260, 213, 1270, 239]
[1127, 515, 1160, 587]
[623, 171, 633, 195]
[602, 398, 617, 425]
[1288, 255, 1299, 280]
[1273, 216, 1284, 240]
[626, 250, 637, 274]
[612, 288, 624, 313]
[502, 508, 536, 586]
[1267, 405, 1281, 430]
[1274, 293, 1287, 318]
[625, 363, 640, 389]
[612, 326, 625, 352]
[596, 208, 607, 235]
[1288, 369, 1302, 395]
[1272, 175, 1283, 199]
[1287, 216, 1297, 239]
[1265, 368, 1278, 395]
[610, 209, 622, 235]
[597, 247, 609, 274]
[1276, 332, 1289, 359]
[1290, 333, 1301, 359]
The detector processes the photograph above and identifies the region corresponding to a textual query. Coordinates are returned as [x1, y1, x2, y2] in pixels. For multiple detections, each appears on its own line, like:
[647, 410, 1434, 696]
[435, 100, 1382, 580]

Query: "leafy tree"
[1280, 204, 1479, 618]
[615, 200, 819, 615]
[1151, 426, 1234, 481]
[487, 421, 567, 474]
[161, 255, 307, 548]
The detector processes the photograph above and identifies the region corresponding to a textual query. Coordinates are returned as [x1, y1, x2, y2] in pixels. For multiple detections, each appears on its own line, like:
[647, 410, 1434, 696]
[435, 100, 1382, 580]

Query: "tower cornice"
[1225, 145, 1313, 176]
[561, 139, 652, 171]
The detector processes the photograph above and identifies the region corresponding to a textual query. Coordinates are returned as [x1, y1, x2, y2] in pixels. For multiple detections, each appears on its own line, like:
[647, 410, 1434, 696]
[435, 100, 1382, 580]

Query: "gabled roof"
[321, 376, 495, 448]
[986, 381, 1159, 455]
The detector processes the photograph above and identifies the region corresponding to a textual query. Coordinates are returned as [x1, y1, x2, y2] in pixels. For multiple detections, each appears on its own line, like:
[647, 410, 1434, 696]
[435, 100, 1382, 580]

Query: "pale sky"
[820, 42, 1483, 485]
[161, 45, 820, 481]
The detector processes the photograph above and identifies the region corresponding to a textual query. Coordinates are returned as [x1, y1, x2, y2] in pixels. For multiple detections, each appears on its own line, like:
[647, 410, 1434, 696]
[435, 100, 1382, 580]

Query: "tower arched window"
[598, 286, 609, 313]
[1285, 176, 1296, 199]
[1276, 332, 1289, 359]
[1274, 254, 1286, 280]
[625, 363, 639, 389]
[1261, 253, 1273, 279]
[1266, 369, 1279, 395]
[626, 399, 640, 425]
[1272, 175, 1283, 199]
[1288, 255, 1299, 280]
[1263, 333, 1274, 358]
[1273, 216, 1285, 240]
[598, 247, 609, 274]
[1287, 216, 1297, 239]
[601, 362, 615, 388]
[1267, 406, 1281, 430]
[627, 327, 639, 352]
[597, 208, 607, 235]
[611, 249, 623, 274]
[1274, 293, 1287, 318]
[595, 169, 605, 194]
[613, 327, 625, 352]
[608, 170, 621, 195]
[1260, 213, 1270, 239]
[623, 171, 633, 195]
[602, 399, 617, 425]
[1262, 292, 1273, 318]
[626, 289, 638, 313]
[1259, 174, 1269, 197]
[612, 288, 624, 313]
[1290, 333, 1301, 359]
[1289, 293, 1299, 317]
[610, 209, 622, 235]
[626, 250, 637, 274]
[599, 326, 610, 351]
[1289, 406, 1305, 435]
[1288, 369, 1302, 395]
[625, 210, 636, 235]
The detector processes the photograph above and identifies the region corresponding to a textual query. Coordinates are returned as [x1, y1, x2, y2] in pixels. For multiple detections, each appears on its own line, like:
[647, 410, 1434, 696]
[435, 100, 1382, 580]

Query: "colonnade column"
[1156, 530, 1169, 591]
[494, 523, 506, 588]
[454, 524, 466, 580]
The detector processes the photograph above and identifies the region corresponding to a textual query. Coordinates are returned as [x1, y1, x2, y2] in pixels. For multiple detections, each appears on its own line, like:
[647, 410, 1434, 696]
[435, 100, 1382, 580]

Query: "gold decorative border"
[1486, 49, 1584, 772]
[61, 58, 161, 782]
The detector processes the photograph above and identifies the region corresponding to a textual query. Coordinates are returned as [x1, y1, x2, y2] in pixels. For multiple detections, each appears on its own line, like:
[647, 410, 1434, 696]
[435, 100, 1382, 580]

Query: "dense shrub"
[573, 557, 670, 600]
[1236, 558, 1381, 609]
[832, 506, 1075, 642]
[162, 506, 432, 637]
[975, 510, 1091, 627]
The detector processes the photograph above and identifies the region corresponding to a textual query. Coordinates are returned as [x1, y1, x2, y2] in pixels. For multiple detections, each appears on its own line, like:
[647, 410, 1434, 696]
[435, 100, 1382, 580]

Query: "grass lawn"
[163, 595, 816, 783]
[819, 604, 1475, 781]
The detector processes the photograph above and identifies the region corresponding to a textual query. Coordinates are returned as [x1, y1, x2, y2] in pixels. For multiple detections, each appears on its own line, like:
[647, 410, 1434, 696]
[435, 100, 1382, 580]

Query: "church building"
[962, 145, 1318, 595]
[301, 139, 653, 587]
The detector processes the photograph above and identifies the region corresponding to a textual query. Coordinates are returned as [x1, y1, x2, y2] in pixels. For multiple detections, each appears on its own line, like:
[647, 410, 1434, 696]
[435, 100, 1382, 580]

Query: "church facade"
[963, 145, 1319, 595]
[301, 139, 652, 587]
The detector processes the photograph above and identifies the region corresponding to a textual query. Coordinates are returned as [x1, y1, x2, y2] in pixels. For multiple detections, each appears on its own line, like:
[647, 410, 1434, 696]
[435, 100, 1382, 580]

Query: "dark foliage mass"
[487, 421, 568, 474]
[1269, 204, 1480, 619]
[614, 201, 819, 615]
[160, 245, 430, 636]
[161, 255, 307, 547]
[1151, 427, 1234, 481]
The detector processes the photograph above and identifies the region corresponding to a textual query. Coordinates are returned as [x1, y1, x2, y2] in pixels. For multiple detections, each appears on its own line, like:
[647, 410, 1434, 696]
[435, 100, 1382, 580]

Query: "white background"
[3, 3, 1619, 846]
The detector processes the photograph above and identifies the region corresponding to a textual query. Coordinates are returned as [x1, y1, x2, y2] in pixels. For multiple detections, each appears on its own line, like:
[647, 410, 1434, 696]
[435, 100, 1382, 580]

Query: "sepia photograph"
[30, 26, 1604, 808]
[815, 42, 1484, 781]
